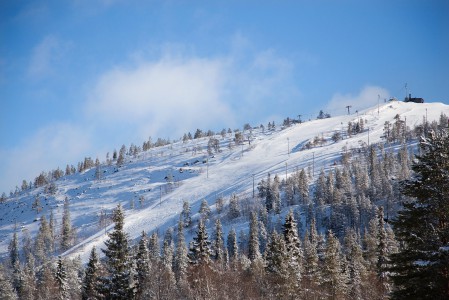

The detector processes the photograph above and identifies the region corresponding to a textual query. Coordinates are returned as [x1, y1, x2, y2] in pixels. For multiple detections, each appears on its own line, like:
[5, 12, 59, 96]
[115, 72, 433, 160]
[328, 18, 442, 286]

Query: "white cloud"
[86, 56, 234, 140]
[28, 35, 70, 79]
[0, 123, 91, 193]
[326, 85, 390, 115]
[85, 47, 298, 141]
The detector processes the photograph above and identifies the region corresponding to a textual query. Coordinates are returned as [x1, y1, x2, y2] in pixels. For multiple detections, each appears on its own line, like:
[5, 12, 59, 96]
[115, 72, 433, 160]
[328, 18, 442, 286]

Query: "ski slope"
[1, 101, 448, 263]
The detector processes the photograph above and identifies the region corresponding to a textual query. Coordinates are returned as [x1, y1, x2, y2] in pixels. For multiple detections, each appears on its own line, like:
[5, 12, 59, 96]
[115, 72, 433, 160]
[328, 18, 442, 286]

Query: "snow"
[1, 101, 448, 263]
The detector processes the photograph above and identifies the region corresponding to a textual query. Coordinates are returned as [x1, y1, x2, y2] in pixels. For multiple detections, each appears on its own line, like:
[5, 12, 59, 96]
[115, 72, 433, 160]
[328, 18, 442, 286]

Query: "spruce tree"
[390, 129, 449, 299]
[265, 230, 287, 277]
[35, 215, 54, 264]
[134, 232, 151, 300]
[60, 197, 73, 251]
[322, 230, 347, 299]
[55, 257, 69, 300]
[181, 201, 191, 227]
[248, 212, 261, 261]
[0, 264, 18, 300]
[283, 210, 303, 296]
[82, 247, 101, 300]
[188, 219, 211, 265]
[227, 228, 239, 263]
[100, 204, 132, 300]
[8, 228, 19, 268]
[213, 219, 225, 265]
[174, 218, 188, 287]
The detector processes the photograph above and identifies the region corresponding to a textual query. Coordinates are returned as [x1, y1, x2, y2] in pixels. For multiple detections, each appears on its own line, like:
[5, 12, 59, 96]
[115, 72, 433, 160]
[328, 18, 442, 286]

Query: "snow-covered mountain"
[1, 100, 448, 263]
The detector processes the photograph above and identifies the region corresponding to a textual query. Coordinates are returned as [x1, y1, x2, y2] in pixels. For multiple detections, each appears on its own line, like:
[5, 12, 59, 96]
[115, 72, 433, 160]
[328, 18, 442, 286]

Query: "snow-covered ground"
[1, 101, 448, 263]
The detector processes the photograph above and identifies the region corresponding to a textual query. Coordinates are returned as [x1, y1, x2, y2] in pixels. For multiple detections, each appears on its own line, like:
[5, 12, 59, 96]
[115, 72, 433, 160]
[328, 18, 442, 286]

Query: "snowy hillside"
[1, 100, 448, 263]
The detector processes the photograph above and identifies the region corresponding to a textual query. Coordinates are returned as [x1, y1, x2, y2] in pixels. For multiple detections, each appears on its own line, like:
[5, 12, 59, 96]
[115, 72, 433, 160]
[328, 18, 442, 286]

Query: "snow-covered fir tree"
[100, 204, 133, 300]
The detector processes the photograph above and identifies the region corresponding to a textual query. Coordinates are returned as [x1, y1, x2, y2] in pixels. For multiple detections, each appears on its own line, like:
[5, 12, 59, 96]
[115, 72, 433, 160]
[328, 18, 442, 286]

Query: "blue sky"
[1, 0, 448, 194]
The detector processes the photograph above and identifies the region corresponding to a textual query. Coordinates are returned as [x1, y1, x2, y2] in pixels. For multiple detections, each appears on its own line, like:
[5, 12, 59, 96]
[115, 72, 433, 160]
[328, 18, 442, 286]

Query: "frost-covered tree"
[228, 194, 240, 219]
[344, 229, 366, 300]
[100, 204, 132, 300]
[8, 227, 19, 268]
[227, 228, 239, 264]
[322, 230, 347, 299]
[189, 219, 212, 265]
[265, 230, 287, 277]
[0, 264, 18, 300]
[390, 129, 449, 299]
[35, 215, 54, 263]
[199, 199, 211, 220]
[174, 217, 188, 287]
[282, 210, 303, 296]
[134, 232, 150, 300]
[213, 219, 225, 264]
[60, 197, 73, 251]
[248, 212, 261, 261]
[55, 257, 69, 300]
[82, 247, 101, 300]
[181, 201, 191, 227]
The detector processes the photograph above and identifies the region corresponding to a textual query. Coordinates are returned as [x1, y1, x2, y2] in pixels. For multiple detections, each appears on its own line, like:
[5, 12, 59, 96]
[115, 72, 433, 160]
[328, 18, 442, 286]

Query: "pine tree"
[0, 264, 18, 300]
[8, 227, 19, 268]
[55, 257, 69, 300]
[35, 215, 54, 264]
[265, 230, 287, 277]
[322, 230, 347, 299]
[228, 193, 240, 219]
[148, 232, 160, 262]
[227, 228, 239, 264]
[314, 169, 327, 206]
[181, 201, 191, 227]
[188, 219, 211, 265]
[376, 206, 390, 295]
[272, 175, 281, 214]
[248, 212, 261, 261]
[82, 247, 101, 300]
[298, 168, 310, 205]
[390, 129, 449, 299]
[344, 229, 366, 300]
[60, 197, 73, 251]
[199, 199, 211, 220]
[174, 218, 188, 287]
[303, 230, 320, 297]
[100, 204, 132, 300]
[265, 173, 274, 212]
[213, 219, 225, 265]
[283, 210, 303, 296]
[134, 232, 151, 300]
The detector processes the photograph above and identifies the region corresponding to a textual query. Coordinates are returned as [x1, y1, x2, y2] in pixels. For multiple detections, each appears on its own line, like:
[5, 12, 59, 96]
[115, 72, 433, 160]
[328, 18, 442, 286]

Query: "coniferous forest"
[1, 114, 449, 300]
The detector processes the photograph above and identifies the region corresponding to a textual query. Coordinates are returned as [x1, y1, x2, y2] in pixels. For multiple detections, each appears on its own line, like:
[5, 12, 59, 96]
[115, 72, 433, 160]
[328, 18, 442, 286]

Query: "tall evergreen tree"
[134, 232, 151, 300]
[390, 129, 449, 299]
[188, 219, 211, 265]
[174, 218, 188, 287]
[322, 230, 347, 299]
[0, 264, 18, 300]
[248, 212, 261, 261]
[35, 215, 54, 263]
[60, 197, 73, 251]
[283, 210, 303, 296]
[100, 204, 132, 300]
[8, 227, 19, 268]
[82, 247, 101, 300]
[55, 257, 69, 300]
[227, 228, 239, 263]
[213, 219, 225, 265]
[181, 201, 191, 227]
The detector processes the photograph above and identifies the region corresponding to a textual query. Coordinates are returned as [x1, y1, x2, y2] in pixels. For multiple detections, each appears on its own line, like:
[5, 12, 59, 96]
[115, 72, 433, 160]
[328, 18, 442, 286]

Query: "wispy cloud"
[28, 35, 70, 79]
[0, 123, 91, 193]
[85, 44, 298, 141]
[326, 85, 390, 115]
